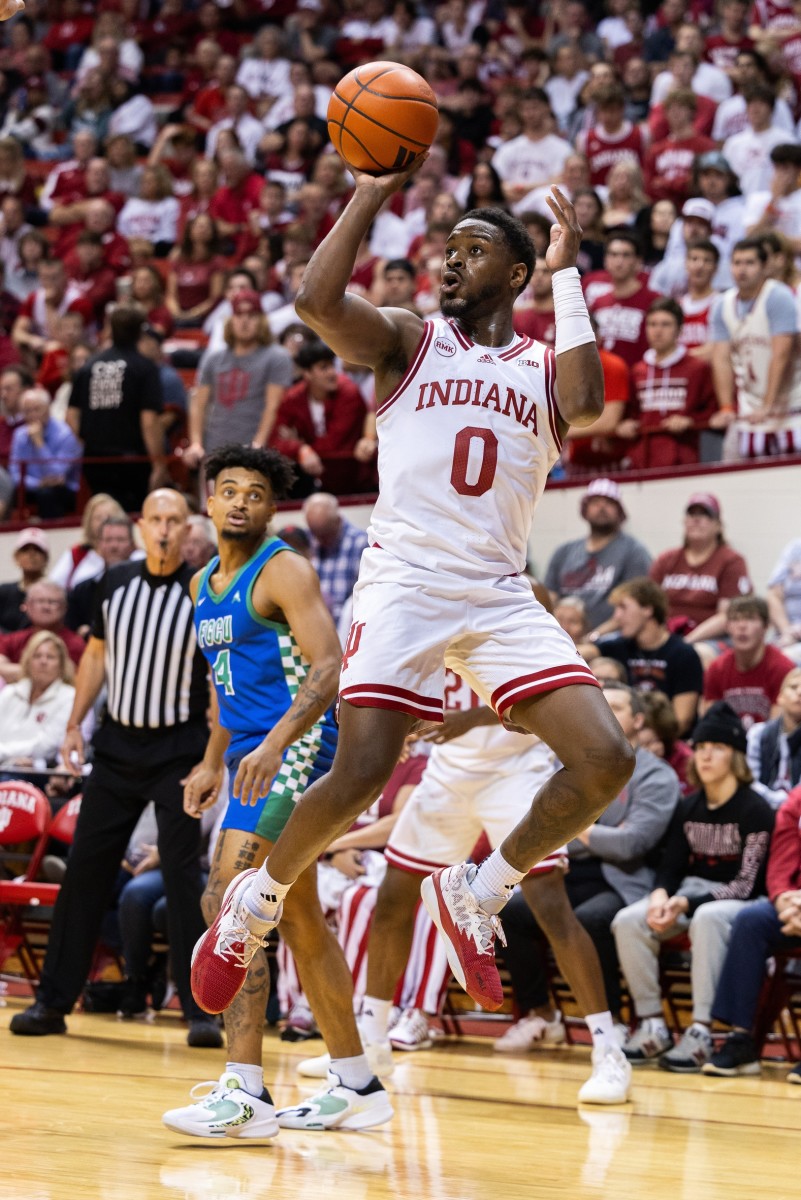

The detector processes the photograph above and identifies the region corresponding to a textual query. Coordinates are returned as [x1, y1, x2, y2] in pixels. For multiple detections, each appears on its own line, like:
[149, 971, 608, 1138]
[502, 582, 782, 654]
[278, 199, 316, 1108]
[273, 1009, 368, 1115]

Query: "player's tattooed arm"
[288, 666, 330, 724]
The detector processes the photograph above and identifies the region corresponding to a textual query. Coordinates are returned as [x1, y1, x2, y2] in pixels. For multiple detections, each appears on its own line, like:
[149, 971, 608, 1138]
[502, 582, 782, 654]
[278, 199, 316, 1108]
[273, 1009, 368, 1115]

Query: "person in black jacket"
[612, 702, 775, 1073]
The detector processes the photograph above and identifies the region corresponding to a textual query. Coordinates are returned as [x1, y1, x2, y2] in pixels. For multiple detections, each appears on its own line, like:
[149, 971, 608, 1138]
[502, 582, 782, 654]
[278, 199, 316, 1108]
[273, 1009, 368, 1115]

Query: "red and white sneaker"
[420, 863, 506, 1012]
[191, 869, 279, 1015]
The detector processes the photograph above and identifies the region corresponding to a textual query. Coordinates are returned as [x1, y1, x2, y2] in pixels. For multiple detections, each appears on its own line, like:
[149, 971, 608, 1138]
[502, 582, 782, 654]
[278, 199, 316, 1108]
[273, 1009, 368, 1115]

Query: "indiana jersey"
[369, 317, 562, 579]
[195, 537, 337, 766]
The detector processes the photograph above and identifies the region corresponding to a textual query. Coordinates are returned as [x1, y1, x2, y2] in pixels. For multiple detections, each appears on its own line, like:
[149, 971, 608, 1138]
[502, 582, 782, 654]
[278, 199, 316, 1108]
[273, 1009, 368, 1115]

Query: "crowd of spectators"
[1, 473, 800, 1081]
[1, 0, 801, 1083]
[0, 0, 799, 511]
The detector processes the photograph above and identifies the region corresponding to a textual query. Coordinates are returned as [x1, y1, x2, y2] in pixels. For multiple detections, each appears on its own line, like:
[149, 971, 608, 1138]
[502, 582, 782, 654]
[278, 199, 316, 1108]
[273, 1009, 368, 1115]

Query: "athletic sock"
[330, 1053, 372, 1091]
[585, 1010, 615, 1051]
[361, 996, 392, 1044]
[226, 1061, 265, 1098]
[240, 865, 291, 933]
[470, 849, 526, 911]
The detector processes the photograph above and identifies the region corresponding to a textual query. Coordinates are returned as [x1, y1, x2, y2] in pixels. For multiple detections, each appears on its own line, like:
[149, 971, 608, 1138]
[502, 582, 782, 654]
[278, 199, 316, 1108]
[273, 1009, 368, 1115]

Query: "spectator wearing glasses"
[0, 580, 85, 682]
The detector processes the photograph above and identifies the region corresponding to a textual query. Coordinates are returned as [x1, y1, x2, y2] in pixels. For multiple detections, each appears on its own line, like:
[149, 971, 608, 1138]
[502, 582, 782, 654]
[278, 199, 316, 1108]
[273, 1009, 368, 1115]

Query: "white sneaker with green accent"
[162, 1072, 278, 1139]
[277, 1073, 393, 1131]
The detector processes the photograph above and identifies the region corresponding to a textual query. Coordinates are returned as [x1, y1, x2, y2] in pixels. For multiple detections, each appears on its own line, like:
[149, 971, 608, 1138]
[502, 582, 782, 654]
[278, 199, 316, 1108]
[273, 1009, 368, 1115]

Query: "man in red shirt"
[0, 579, 85, 681]
[703, 596, 796, 728]
[705, 0, 754, 71]
[679, 240, 721, 360]
[575, 84, 647, 189]
[63, 233, 118, 325]
[565, 314, 629, 473]
[48, 158, 126, 259]
[186, 52, 238, 136]
[38, 132, 96, 216]
[270, 339, 374, 496]
[209, 149, 265, 241]
[590, 232, 661, 366]
[623, 297, 716, 468]
[644, 89, 715, 207]
[11, 259, 92, 363]
[513, 256, 555, 344]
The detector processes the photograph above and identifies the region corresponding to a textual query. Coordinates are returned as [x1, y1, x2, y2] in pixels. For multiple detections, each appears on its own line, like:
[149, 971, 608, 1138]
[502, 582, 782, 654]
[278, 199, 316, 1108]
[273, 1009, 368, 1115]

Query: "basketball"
[327, 61, 439, 175]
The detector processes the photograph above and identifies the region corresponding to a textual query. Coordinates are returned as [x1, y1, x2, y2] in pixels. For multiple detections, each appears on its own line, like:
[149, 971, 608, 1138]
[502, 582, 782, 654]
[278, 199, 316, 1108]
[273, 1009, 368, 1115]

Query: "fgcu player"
[163, 444, 392, 1138]
[191, 169, 635, 1036]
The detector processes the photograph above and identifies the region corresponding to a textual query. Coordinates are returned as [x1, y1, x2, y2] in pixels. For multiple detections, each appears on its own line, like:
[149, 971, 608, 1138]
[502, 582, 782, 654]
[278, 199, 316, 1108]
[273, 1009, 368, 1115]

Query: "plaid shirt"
[311, 518, 368, 624]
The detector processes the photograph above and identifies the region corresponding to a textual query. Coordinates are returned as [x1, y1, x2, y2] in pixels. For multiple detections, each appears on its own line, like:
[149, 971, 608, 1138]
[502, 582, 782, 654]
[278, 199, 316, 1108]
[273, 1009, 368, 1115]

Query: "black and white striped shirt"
[92, 561, 207, 729]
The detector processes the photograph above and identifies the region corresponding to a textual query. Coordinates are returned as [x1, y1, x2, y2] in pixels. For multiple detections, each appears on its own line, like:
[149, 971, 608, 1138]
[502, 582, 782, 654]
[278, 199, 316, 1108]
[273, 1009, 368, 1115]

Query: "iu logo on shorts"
[342, 620, 366, 670]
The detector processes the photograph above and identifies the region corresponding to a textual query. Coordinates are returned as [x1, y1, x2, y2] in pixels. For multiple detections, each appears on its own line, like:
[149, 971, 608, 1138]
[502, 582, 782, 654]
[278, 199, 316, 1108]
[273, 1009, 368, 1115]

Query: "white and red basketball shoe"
[420, 862, 506, 1012]
[191, 869, 279, 1014]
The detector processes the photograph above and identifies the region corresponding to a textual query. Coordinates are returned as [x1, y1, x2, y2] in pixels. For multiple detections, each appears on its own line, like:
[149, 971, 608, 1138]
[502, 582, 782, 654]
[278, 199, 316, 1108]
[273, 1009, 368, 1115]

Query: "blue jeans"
[711, 898, 801, 1030]
[118, 869, 168, 980]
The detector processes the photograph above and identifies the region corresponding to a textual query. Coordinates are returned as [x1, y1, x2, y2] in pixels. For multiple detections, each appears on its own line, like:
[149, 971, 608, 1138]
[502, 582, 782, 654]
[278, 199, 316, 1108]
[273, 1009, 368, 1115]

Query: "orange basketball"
[327, 61, 439, 175]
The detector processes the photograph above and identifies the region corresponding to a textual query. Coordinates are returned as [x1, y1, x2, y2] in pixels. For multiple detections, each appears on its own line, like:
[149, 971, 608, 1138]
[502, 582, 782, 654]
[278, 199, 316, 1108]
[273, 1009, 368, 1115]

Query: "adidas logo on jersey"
[477, 353, 493, 363]
[233, 591, 241, 603]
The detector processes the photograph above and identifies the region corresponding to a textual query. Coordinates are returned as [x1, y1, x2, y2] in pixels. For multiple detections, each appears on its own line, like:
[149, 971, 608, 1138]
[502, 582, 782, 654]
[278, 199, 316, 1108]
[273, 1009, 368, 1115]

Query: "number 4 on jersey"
[212, 648, 235, 695]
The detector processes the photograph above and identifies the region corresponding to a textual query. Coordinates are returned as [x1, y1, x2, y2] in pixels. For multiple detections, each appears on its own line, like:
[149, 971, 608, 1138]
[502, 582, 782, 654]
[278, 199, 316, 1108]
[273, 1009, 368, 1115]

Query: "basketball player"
[191, 165, 636, 1027]
[300, 672, 632, 1105]
[163, 444, 392, 1139]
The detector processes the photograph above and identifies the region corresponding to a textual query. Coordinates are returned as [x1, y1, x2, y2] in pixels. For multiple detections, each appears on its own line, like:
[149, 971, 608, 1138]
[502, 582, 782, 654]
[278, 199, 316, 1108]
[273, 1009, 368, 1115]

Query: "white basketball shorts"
[339, 546, 599, 724]
[385, 740, 568, 875]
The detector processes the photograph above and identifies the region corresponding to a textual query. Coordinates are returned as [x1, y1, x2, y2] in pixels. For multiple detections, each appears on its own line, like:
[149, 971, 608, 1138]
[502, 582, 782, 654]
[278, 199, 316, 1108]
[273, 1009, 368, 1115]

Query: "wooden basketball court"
[3, 998, 800, 1200]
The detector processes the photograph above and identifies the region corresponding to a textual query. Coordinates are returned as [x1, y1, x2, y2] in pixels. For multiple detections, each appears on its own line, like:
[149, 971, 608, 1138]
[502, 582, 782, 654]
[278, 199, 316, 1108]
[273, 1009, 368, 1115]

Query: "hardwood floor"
[3, 998, 800, 1200]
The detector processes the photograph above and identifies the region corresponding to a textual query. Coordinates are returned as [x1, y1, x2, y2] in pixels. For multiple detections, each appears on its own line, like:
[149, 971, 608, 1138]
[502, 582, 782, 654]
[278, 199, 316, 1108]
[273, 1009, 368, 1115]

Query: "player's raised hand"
[350, 151, 429, 203]
[545, 186, 583, 273]
[0, 0, 24, 18]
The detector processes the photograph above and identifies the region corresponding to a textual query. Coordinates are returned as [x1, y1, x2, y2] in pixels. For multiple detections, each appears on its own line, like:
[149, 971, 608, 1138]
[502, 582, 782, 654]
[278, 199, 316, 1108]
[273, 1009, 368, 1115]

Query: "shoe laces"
[188, 1078, 237, 1104]
[594, 1045, 629, 1081]
[453, 882, 507, 953]
[214, 922, 264, 968]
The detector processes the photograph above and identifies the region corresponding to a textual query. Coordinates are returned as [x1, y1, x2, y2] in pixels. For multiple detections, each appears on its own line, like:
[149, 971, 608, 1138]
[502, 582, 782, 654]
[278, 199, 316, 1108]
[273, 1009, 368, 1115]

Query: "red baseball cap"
[231, 289, 261, 315]
[686, 492, 721, 518]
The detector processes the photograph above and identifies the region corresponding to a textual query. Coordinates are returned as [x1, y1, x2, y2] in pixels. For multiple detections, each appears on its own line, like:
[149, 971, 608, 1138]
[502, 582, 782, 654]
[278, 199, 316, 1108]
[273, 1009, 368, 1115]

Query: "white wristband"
[552, 266, 595, 356]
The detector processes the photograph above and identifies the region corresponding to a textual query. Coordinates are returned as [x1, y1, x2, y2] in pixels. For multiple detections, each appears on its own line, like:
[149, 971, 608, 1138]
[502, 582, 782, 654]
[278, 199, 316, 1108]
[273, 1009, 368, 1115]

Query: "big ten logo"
[0, 807, 11, 833]
[434, 336, 456, 358]
[443, 669, 482, 713]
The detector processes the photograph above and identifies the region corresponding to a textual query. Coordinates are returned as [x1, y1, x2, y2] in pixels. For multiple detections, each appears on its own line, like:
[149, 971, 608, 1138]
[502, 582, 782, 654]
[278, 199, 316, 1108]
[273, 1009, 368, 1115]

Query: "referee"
[10, 489, 220, 1046]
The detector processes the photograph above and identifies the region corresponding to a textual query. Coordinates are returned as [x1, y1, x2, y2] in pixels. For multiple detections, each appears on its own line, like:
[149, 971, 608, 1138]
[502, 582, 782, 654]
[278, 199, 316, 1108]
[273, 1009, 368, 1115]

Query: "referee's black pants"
[37, 750, 208, 1021]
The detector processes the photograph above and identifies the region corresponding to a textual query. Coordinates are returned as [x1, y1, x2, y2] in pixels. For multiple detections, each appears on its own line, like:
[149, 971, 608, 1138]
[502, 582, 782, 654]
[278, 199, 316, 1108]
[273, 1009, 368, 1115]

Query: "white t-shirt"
[713, 93, 795, 141]
[742, 188, 801, 238]
[492, 133, 573, 192]
[117, 196, 179, 245]
[652, 62, 732, 106]
[723, 126, 795, 194]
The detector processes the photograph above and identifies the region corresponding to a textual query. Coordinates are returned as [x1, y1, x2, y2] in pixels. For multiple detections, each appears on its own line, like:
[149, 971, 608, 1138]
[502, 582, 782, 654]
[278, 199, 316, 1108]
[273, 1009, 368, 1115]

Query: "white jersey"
[370, 317, 561, 579]
[721, 279, 801, 426]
